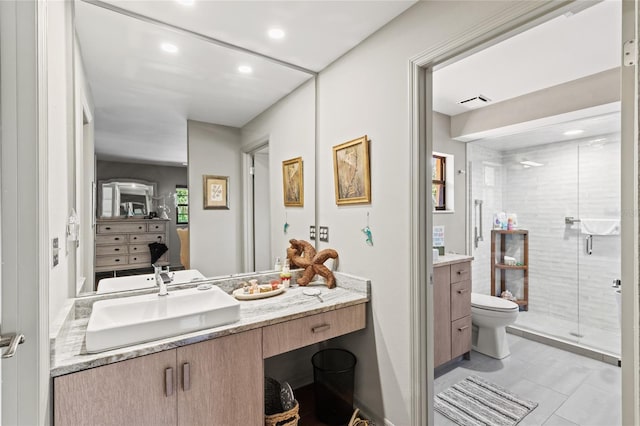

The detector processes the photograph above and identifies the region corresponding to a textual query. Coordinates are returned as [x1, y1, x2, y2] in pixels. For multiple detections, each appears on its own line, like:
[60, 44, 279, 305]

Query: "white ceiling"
[76, 0, 416, 165]
[433, 0, 621, 117]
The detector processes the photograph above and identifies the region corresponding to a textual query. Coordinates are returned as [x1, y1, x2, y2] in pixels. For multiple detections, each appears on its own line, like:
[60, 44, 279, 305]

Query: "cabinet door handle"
[312, 324, 330, 333]
[457, 289, 469, 294]
[458, 325, 469, 332]
[165, 367, 174, 397]
[182, 362, 191, 391]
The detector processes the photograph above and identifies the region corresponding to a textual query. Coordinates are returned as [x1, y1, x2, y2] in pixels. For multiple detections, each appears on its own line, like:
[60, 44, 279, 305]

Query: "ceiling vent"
[458, 94, 492, 109]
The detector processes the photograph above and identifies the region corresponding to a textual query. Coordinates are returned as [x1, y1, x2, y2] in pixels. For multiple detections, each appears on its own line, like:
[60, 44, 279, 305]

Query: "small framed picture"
[282, 157, 304, 207]
[203, 175, 229, 210]
[333, 135, 371, 205]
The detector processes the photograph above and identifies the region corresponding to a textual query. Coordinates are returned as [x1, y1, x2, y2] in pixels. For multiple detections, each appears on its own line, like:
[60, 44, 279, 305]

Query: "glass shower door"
[576, 139, 621, 356]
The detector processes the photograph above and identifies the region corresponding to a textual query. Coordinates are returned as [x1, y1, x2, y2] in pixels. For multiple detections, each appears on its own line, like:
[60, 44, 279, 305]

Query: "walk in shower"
[468, 112, 621, 358]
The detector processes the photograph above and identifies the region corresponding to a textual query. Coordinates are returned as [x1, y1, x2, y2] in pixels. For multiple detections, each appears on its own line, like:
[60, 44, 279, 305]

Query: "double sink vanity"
[51, 271, 370, 425]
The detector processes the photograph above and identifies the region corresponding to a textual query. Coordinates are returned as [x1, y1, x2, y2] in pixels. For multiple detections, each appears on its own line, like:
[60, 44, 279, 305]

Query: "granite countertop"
[434, 253, 473, 266]
[51, 272, 370, 377]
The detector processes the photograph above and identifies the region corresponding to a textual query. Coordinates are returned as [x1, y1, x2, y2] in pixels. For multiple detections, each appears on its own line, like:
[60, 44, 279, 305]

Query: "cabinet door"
[54, 351, 178, 426]
[433, 265, 451, 367]
[177, 329, 263, 426]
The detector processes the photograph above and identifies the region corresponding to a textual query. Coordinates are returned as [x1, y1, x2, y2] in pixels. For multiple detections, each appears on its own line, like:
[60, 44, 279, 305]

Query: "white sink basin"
[97, 269, 206, 294]
[85, 285, 240, 353]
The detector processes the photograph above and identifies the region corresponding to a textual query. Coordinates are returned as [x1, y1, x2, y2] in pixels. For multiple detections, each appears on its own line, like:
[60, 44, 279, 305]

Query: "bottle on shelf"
[280, 259, 291, 288]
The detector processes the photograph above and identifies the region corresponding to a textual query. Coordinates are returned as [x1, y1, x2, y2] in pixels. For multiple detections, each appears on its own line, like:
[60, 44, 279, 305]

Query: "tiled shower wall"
[469, 137, 620, 334]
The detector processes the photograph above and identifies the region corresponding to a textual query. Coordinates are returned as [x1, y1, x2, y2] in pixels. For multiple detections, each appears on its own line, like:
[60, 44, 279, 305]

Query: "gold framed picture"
[332, 135, 371, 205]
[282, 157, 304, 207]
[203, 175, 229, 209]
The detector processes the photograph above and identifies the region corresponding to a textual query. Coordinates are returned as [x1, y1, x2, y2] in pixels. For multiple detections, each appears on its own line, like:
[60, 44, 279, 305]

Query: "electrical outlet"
[309, 225, 316, 240]
[319, 226, 329, 242]
[52, 237, 59, 267]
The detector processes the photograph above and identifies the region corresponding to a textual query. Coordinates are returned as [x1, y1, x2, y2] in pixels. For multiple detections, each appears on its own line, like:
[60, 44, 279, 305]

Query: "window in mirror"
[432, 155, 446, 210]
[176, 185, 189, 224]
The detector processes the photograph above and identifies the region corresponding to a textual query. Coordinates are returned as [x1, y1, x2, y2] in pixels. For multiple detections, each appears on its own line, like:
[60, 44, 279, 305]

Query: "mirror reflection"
[74, 1, 316, 296]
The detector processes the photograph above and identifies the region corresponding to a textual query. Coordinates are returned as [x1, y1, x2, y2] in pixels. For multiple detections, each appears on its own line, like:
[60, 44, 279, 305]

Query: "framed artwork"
[282, 157, 304, 207]
[203, 175, 229, 209]
[332, 135, 371, 205]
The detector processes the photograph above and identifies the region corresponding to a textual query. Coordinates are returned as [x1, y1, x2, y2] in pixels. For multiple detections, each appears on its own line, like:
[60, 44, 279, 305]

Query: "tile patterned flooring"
[435, 334, 621, 425]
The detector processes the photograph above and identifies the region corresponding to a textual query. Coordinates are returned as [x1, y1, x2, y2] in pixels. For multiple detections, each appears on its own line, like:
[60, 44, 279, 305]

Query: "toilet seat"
[471, 293, 518, 313]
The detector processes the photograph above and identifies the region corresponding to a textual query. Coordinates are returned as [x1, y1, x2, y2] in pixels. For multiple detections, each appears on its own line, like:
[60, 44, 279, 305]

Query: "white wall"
[188, 121, 243, 277]
[433, 112, 467, 254]
[312, 1, 526, 423]
[48, 0, 75, 322]
[241, 79, 316, 263]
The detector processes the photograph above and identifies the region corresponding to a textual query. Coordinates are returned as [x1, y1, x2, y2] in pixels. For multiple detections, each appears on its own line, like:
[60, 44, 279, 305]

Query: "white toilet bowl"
[471, 293, 519, 359]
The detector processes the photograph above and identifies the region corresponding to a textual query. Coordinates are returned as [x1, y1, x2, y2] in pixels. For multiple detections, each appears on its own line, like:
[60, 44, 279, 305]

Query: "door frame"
[0, 0, 50, 424]
[408, 1, 639, 424]
[242, 139, 270, 273]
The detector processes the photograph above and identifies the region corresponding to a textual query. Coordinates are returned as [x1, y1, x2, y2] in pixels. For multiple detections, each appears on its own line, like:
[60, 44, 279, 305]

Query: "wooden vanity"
[51, 273, 368, 426]
[434, 255, 472, 367]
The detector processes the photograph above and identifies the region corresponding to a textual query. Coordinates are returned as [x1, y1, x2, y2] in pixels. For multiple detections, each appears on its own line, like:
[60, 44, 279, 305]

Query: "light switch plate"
[309, 225, 316, 240]
[319, 226, 329, 242]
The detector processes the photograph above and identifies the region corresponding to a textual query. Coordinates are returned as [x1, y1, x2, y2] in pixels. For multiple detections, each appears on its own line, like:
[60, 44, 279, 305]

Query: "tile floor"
[434, 334, 621, 425]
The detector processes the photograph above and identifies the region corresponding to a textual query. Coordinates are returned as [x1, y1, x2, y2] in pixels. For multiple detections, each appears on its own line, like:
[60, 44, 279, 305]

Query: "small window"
[432, 155, 446, 210]
[176, 185, 189, 224]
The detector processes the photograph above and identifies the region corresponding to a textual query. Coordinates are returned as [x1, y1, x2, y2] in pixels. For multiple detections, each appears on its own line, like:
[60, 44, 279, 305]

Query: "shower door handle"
[586, 235, 593, 255]
[474, 200, 483, 248]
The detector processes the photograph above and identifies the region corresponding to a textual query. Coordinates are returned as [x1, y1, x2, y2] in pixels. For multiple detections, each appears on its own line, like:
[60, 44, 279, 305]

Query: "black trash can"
[311, 348, 357, 425]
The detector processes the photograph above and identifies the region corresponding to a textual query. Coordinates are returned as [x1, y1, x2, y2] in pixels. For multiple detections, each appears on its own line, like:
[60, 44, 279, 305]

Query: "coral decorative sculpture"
[286, 239, 339, 288]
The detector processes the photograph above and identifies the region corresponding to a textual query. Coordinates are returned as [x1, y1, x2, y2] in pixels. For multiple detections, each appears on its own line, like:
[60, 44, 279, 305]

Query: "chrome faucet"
[153, 264, 169, 296]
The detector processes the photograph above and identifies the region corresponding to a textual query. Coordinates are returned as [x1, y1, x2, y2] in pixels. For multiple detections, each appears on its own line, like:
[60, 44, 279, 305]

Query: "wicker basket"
[264, 377, 299, 426]
[264, 401, 300, 426]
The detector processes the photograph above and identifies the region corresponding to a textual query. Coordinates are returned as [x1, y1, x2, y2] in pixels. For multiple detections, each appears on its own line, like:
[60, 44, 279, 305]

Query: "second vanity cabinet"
[54, 329, 263, 426]
[434, 259, 472, 367]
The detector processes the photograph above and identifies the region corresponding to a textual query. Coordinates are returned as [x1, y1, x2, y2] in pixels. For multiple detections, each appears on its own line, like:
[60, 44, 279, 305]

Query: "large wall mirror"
[74, 0, 316, 296]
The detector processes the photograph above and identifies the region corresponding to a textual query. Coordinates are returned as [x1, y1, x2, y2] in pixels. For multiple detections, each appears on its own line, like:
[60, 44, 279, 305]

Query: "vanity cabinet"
[434, 260, 472, 367]
[54, 329, 262, 426]
[95, 218, 169, 275]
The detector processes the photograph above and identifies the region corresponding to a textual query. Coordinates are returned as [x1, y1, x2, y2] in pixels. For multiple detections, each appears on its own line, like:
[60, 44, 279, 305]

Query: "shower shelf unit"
[491, 229, 529, 311]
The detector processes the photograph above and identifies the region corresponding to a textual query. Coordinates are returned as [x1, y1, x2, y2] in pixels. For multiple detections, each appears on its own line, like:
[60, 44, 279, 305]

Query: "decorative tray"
[232, 287, 285, 300]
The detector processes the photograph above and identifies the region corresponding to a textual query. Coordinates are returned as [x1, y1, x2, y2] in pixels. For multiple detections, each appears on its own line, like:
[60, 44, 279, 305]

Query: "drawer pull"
[114, 237, 120, 241]
[312, 324, 331, 333]
[114, 248, 120, 252]
[105, 226, 111, 230]
[132, 237, 137, 240]
[458, 325, 470, 332]
[457, 270, 462, 275]
[138, 226, 143, 229]
[114, 259, 120, 262]
[165, 367, 174, 397]
[133, 247, 138, 251]
[457, 289, 469, 294]
[182, 362, 190, 391]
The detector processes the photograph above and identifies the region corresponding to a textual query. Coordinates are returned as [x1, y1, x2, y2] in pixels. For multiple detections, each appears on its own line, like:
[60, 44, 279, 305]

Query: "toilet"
[471, 293, 519, 359]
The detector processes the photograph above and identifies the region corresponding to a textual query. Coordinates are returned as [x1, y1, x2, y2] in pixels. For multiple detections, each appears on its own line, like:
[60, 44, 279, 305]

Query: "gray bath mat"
[435, 375, 538, 426]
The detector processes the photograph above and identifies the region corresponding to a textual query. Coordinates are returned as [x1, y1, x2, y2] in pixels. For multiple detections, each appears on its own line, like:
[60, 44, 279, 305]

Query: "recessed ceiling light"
[176, 0, 194, 5]
[161, 43, 178, 54]
[268, 28, 285, 40]
[563, 129, 584, 136]
[520, 160, 544, 167]
[238, 65, 253, 74]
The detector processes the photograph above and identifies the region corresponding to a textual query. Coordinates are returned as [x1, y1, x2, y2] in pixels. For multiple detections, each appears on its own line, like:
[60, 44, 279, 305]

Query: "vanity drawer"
[129, 244, 149, 255]
[129, 233, 165, 244]
[129, 252, 151, 265]
[95, 255, 128, 268]
[97, 223, 146, 234]
[95, 234, 127, 245]
[95, 245, 128, 256]
[451, 315, 472, 359]
[450, 280, 471, 321]
[262, 304, 366, 358]
[147, 222, 166, 232]
[450, 261, 471, 283]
